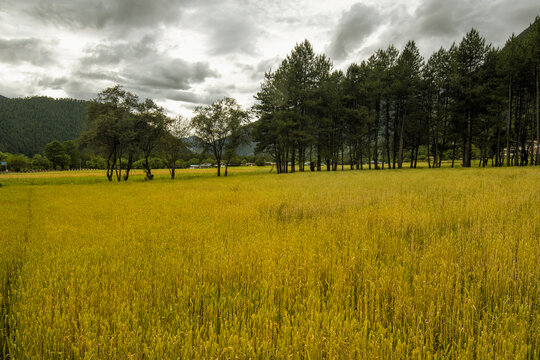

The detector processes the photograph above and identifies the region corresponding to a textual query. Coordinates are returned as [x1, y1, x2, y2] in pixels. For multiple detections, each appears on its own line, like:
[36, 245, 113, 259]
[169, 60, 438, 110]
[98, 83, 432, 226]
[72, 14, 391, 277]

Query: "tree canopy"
[252, 18, 540, 171]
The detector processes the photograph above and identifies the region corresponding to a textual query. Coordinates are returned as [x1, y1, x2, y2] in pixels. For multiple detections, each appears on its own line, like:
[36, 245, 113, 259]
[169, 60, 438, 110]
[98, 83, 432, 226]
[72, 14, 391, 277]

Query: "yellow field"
[1, 167, 539, 358]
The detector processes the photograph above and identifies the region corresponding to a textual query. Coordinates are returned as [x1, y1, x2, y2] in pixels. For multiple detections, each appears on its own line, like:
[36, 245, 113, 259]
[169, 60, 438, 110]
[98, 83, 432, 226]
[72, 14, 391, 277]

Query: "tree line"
[253, 18, 540, 173]
[79, 86, 252, 180]
[0, 89, 261, 177]
[3, 19, 538, 179]
[0, 140, 265, 174]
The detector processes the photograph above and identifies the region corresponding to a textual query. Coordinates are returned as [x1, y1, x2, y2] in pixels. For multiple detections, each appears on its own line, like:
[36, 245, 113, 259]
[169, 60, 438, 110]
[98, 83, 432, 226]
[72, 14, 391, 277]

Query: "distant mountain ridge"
[0, 96, 87, 156]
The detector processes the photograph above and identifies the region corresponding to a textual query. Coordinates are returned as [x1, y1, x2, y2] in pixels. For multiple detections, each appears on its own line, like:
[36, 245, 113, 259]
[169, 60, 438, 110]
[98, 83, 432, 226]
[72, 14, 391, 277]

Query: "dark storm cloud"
[73, 70, 122, 83]
[21, 32, 218, 102]
[415, 0, 468, 38]
[127, 59, 217, 90]
[335, 0, 539, 63]
[36, 75, 68, 89]
[165, 90, 207, 103]
[3, 0, 538, 111]
[413, 0, 539, 46]
[64, 35, 218, 100]
[22, 0, 268, 55]
[80, 35, 157, 66]
[327, 3, 382, 60]
[32, 74, 98, 99]
[25, 0, 202, 30]
[164, 90, 223, 104]
[0, 38, 56, 66]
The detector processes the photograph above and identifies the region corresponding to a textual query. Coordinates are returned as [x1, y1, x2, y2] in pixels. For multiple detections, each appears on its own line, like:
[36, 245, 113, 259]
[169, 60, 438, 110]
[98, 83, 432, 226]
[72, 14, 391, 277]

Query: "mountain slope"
[0, 96, 87, 155]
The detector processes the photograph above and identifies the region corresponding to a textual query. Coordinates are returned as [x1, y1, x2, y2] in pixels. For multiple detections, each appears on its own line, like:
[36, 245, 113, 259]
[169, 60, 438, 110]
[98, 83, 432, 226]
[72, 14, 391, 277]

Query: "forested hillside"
[0, 96, 87, 156]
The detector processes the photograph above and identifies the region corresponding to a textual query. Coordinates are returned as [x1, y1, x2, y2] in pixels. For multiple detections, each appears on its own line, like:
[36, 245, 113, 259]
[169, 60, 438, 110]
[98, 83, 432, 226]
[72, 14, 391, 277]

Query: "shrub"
[7, 154, 30, 172]
[31, 154, 51, 170]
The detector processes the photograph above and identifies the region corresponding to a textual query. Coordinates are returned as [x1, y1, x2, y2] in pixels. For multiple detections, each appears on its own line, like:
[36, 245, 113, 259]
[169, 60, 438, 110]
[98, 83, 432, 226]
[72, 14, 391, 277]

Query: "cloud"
[207, 16, 262, 55]
[25, 0, 199, 31]
[410, 0, 540, 55]
[186, 3, 265, 56]
[36, 75, 68, 89]
[67, 35, 218, 100]
[239, 57, 282, 81]
[0, 38, 56, 66]
[415, 0, 468, 38]
[327, 3, 382, 60]
[80, 35, 157, 66]
[329, 0, 538, 64]
[164, 90, 222, 104]
[2, 0, 538, 116]
[414, 0, 539, 42]
[29, 33, 218, 102]
[126, 58, 217, 90]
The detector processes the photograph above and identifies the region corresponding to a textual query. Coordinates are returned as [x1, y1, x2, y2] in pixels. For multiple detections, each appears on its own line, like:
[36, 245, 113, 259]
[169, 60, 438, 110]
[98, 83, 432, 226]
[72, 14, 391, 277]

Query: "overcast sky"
[0, 0, 538, 116]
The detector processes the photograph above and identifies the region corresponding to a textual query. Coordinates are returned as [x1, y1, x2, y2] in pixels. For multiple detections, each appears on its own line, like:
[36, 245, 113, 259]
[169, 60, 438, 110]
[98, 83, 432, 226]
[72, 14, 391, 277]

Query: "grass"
[1, 166, 539, 358]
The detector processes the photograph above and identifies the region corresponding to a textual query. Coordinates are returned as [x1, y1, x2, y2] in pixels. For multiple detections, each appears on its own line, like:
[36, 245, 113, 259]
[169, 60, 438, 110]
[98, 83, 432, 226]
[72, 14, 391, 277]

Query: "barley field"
[1, 167, 539, 359]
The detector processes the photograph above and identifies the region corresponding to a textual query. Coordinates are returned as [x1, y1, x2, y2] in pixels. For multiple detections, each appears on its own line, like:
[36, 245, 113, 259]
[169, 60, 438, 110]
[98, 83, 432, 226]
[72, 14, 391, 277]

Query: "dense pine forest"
[253, 18, 540, 172]
[0, 96, 86, 156]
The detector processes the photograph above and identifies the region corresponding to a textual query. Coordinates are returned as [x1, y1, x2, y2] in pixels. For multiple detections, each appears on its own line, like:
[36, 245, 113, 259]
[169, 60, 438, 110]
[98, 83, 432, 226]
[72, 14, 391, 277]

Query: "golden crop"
[1, 167, 539, 359]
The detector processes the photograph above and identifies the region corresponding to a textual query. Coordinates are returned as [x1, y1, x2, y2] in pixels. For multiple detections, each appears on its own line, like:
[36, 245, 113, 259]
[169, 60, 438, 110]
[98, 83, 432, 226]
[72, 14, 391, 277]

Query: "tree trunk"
[385, 101, 391, 170]
[124, 152, 134, 181]
[496, 116, 501, 167]
[440, 96, 448, 168]
[537, 63, 540, 165]
[451, 140, 456, 168]
[284, 147, 288, 173]
[341, 145, 344, 171]
[393, 104, 399, 169]
[506, 80, 512, 167]
[349, 145, 354, 170]
[515, 90, 522, 166]
[368, 139, 372, 170]
[427, 142, 431, 169]
[359, 146, 363, 170]
[374, 104, 380, 170]
[144, 154, 153, 180]
[298, 146, 305, 172]
[115, 149, 122, 182]
[298, 147, 303, 172]
[106, 152, 115, 182]
[479, 147, 483, 167]
[464, 111, 472, 167]
[398, 114, 405, 169]
[434, 118, 439, 168]
[464, 75, 472, 168]
[290, 147, 296, 173]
